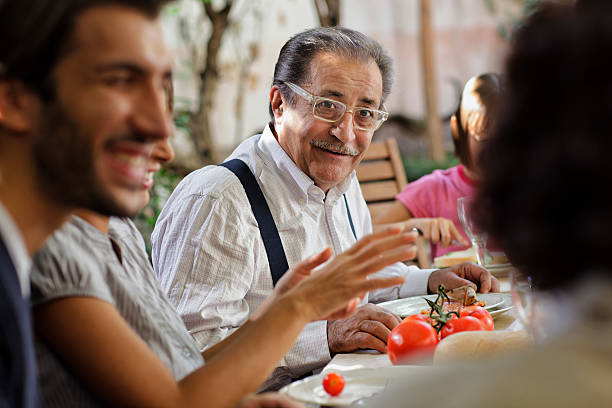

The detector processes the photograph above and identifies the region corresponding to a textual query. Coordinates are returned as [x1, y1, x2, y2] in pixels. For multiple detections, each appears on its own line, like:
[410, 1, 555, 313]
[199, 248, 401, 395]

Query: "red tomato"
[440, 315, 484, 339]
[387, 319, 438, 365]
[403, 314, 428, 323]
[461, 307, 494, 331]
[322, 372, 345, 396]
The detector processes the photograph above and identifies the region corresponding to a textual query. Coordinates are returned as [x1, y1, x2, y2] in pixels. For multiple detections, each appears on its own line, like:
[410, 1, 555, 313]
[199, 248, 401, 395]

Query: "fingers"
[295, 247, 333, 274]
[490, 276, 501, 292]
[449, 223, 469, 246]
[439, 220, 451, 247]
[355, 244, 416, 278]
[343, 225, 404, 255]
[352, 331, 388, 353]
[350, 232, 417, 269]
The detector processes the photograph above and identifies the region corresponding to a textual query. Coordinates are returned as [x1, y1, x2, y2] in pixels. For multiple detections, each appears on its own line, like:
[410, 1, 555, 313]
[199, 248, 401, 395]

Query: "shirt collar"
[257, 123, 356, 205]
[0, 201, 32, 297]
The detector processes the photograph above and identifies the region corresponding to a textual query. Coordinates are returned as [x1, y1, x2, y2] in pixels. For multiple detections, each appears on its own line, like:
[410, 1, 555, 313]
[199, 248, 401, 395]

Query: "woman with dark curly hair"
[369, 1, 612, 406]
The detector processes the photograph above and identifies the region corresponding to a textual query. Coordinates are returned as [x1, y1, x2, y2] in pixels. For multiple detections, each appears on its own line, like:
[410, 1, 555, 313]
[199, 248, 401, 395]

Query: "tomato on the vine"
[322, 372, 345, 396]
[440, 315, 484, 339]
[460, 306, 494, 331]
[388, 319, 438, 365]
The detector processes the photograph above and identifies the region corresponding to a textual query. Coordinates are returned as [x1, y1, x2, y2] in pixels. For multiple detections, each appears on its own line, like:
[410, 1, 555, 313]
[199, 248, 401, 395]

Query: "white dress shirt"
[151, 123, 433, 389]
[0, 201, 31, 296]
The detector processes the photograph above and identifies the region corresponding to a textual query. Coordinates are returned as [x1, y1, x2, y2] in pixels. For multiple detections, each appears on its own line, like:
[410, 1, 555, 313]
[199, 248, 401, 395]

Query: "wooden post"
[420, 0, 445, 163]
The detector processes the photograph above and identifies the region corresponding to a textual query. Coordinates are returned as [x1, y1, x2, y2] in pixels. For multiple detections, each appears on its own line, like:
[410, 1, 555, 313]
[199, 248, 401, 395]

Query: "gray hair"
[269, 26, 394, 121]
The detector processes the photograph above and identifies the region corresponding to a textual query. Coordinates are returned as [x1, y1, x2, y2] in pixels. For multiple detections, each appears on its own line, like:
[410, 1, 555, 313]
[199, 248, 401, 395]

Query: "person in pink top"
[374, 73, 502, 260]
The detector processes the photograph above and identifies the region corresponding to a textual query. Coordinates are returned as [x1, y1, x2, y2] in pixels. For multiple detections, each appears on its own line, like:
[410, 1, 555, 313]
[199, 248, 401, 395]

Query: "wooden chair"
[356, 138, 407, 218]
[356, 138, 431, 268]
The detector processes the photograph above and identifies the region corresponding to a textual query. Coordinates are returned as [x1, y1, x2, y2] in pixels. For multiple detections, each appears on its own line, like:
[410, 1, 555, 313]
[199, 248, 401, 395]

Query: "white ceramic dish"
[280, 366, 434, 406]
[378, 293, 505, 318]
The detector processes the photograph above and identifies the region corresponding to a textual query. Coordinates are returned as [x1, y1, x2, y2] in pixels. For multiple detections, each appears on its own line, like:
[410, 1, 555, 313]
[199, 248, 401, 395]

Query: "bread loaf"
[433, 330, 532, 364]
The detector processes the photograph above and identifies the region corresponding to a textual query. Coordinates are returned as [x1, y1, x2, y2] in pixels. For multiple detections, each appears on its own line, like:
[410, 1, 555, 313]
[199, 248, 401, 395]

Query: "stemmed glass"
[457, 196, 488, 266]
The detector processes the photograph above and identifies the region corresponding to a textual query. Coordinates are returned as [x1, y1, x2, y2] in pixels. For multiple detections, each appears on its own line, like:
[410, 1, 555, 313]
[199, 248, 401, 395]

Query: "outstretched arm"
[35, 227, 414, 408]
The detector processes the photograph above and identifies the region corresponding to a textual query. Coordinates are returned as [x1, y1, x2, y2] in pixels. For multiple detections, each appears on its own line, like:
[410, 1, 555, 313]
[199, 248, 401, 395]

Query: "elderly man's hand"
[327, 303, 401, 354]
[427, 262, 500, 293]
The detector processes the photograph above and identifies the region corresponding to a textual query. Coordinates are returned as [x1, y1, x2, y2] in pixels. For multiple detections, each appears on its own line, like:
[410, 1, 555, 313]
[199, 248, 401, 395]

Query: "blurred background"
[136, 0, 542, 247]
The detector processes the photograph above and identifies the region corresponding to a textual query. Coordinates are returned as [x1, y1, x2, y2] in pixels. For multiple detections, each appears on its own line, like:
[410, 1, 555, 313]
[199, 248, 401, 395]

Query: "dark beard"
[32, 102, 139, 217]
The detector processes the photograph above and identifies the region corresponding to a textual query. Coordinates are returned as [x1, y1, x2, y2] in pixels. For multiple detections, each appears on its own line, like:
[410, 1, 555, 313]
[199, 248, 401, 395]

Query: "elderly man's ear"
[0, 80, 39, 134]
[270, 85, 284, 122]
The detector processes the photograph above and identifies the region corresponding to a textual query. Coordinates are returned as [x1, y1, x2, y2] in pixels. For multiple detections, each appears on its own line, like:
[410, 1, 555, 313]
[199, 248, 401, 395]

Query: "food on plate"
[388, 319, 438, 365]
[433, 330, 533, 364]
[421, 285, 485, 316]
[322, 372, 345, 396]
[433, 246, 478, 268]
[433, 247, 509, 268]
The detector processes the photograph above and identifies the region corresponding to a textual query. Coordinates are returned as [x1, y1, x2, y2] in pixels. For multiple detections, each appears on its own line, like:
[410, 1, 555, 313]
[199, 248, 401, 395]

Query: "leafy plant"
[402, 153, 459, 182]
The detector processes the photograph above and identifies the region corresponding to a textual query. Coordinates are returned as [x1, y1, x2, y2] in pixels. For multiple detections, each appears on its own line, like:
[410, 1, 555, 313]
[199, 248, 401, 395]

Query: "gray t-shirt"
[30, 216, 204, 407]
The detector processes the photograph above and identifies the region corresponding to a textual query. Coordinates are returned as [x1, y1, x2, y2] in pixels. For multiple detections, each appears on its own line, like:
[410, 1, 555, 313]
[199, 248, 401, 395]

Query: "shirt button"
[298, 198, 305, 205]
[182, 347, 191, 357]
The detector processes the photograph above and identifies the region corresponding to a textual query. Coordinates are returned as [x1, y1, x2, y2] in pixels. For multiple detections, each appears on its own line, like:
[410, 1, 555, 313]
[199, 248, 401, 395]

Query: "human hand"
[277, 226, 417, 322]
[407, 218, 469, 247]
[427, 262, 500, 293]
[235, 393, 303, 408]
[327, 303, 402, 354]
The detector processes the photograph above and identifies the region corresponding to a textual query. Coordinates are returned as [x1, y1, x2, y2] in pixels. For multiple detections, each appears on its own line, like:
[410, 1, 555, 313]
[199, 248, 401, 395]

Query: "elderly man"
[152, 27, 497, 389]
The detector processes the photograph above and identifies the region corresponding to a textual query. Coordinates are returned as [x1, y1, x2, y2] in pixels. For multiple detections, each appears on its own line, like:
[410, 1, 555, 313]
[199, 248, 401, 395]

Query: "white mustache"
[310, 140, 360, 156]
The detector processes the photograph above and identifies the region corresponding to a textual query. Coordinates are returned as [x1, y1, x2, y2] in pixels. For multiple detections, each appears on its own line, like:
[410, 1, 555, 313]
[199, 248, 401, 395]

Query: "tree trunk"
[313, 0, 341, 27]
[190, 0, 233, 165]
[420, 0, 445, 163]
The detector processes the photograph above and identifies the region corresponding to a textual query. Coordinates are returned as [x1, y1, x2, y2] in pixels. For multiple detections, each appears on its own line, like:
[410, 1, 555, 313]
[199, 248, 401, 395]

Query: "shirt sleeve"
[30, 228, 114, 307]
[395, 174, 439, 219]
[367, 263, 434, 303]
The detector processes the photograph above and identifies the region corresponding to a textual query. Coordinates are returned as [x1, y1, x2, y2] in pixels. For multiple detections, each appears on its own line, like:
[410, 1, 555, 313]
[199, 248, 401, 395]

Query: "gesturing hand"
[327, 303, 402, 354]
[255, 226, 417, 322]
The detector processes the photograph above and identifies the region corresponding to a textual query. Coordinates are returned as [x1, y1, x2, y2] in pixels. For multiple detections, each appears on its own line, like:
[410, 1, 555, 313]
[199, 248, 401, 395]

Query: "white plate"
[280, 366, 434, 406]
[378, 293, 505, 318]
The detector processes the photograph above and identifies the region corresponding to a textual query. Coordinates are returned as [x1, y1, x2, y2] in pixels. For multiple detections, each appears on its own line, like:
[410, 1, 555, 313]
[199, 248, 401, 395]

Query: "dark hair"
[474, 0, 612, 290]
[451, 73, 502, 169]
[0, 0, 170, 100]
[268, 26, 393, 121]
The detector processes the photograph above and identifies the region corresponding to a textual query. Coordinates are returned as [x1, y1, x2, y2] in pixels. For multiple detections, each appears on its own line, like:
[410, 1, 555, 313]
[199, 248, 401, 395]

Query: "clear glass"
[457, 196, 488, 266]
[510, 269, 535, 336]
[284, 81, 389, 131]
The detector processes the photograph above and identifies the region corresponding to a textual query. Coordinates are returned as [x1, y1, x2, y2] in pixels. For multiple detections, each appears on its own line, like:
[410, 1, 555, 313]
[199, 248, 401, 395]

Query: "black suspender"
[219, 158, 358, 285]
[219, 159, 289, 286]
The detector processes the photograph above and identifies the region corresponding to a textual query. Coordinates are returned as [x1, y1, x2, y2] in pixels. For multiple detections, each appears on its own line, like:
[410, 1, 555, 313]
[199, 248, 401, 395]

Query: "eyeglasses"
[284, 81, 388, 132]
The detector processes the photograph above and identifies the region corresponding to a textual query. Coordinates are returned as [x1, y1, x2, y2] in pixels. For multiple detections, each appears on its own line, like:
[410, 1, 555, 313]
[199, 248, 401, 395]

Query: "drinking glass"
[457, 196, 488, 266]
[510, 269, 536, 337]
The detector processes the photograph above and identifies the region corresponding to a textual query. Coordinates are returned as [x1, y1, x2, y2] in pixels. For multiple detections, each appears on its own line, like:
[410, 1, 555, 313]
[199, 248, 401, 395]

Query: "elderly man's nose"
[331, 112, 356, 143]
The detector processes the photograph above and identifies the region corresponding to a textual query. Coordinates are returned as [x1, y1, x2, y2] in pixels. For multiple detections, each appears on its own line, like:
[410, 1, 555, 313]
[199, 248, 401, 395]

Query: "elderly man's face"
[31, 5, 173, 216]
[274, 52, 383, 193]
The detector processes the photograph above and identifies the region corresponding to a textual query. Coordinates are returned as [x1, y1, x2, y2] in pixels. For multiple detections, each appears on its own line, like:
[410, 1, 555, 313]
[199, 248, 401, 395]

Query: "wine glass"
[457, 196, 488, 266]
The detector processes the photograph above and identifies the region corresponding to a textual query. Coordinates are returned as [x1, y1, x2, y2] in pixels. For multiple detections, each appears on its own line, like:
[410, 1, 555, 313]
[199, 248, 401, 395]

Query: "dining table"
[280, 271, 524, 407]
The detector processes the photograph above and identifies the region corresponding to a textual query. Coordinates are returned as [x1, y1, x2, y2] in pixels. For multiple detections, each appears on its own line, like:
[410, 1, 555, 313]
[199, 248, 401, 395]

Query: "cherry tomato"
[322, 372, 345, 396]
[387, 319, 438, 365]
[440, 315, 484, 339]
[460, 306, 494, 331]
[403, 314, 428, 323]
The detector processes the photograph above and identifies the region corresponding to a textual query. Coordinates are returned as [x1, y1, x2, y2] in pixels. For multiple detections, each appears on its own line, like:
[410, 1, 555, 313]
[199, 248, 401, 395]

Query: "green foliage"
[402, 153, 459, 182]
[133, 168, 183, 257]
